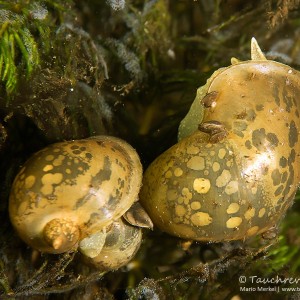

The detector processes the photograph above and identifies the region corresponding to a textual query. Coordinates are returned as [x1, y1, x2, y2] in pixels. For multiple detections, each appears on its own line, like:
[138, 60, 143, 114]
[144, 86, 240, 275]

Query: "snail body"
[9, 135, 143, 257]
[140, 38, 300, 241]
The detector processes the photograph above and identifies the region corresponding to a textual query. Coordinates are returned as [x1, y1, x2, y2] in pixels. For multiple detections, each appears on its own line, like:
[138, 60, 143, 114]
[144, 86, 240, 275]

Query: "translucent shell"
[140, 39, 300, 241]
[9, 135, 143, 253]
[84, 217, 142, 270]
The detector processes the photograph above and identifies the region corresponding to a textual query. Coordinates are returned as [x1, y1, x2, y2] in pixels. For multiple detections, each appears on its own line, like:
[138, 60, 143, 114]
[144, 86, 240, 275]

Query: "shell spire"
[251, 37, 267, 61]
[43, 218, 80, 252]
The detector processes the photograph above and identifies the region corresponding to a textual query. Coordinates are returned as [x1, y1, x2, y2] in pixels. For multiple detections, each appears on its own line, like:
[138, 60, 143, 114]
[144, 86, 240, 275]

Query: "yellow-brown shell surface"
[9, 135, 142, 253]
[140, 41, 300, 241]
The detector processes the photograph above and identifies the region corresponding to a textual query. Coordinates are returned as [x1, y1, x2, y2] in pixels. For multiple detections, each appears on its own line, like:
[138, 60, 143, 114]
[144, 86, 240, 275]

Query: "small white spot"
[216, 169, 231, 188]
[218, 148, 227, 159]
[244, 207, 255, 220]
[212, 162, 220, 172]
[174, 167, 183, 177]
[193, 178, 211, 194]
[187, 156, 205, 170]
[191, 212, 212, 226]
[225, 181, 239, 195]
[191, 201, 201, 210]
[226, 203, 240, 214]
[226, 217, 242, 228]
[258, 207, 266, 218]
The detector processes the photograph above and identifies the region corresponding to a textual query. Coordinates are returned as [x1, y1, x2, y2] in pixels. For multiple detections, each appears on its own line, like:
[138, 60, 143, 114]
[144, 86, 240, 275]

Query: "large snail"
[9, 135, 151, 269]
[140, 38, 300, 242]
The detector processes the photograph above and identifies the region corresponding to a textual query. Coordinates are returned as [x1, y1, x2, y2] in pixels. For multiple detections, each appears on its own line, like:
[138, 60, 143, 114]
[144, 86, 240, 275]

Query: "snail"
[9, 135, 151, 264]
[140, 38, 300, 242]
[83, 217, 142, 270]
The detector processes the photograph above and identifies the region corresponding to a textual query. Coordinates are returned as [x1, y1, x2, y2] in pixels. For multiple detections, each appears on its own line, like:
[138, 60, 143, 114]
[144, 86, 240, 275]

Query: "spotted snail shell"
[140, 38, 300, 242]
[9, 135, 145, 262]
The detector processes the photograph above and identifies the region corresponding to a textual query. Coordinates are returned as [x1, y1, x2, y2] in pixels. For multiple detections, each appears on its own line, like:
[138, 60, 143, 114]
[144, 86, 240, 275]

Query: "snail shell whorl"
[9, 135, 142, 253]
[43, 218, 80, 251]
[84, 217, 142, 270]
[140, 39, 300, 242]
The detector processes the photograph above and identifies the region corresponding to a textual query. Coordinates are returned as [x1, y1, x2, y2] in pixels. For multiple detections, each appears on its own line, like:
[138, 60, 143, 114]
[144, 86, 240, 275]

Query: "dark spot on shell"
[279, 156, 287, 168]
[274, 185, 284, 196]
[252, 129, 279, 151]
[236, 110, 247, 119]
[72, 150, 82, 155]
[256, 104, 264, 111]
[85, 153, 92, 159]
[93, 156, 112, 184]
[116, 159, 126, 171]
[245, 109, 256, 122]
[266, 133, 279, 147]
[120, 178, 125, 189]
[233, 129, 244, 138]
[233, 121, 248, 132]
[107, 195, 118, 207]
[75, 194, 94, 209]
[283, 93, 293, 113]
[71, 145, 79, 150]
[245, 140, 252, 149]
[288, 149, 296, 164]
[271, 169, 281, 186]
[289, 120, 298, 148]
[283, 165, 294, 196]
[272, 84, 280, 107]
[281, 171, 288, 183]
[80, 147, 87, 151]
[252, 128, 266, 151]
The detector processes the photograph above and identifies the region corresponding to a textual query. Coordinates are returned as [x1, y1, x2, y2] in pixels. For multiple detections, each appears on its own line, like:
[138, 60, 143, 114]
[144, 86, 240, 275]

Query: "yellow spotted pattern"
[9, 136, 143, 254]
[140, 42, 300, 242]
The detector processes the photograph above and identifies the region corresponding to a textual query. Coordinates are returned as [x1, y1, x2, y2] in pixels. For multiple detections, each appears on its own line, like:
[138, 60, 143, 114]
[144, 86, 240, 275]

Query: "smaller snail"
[9, 135, 150, 263]
[140, 38, 300, 242]
[83, 217, 142, 270]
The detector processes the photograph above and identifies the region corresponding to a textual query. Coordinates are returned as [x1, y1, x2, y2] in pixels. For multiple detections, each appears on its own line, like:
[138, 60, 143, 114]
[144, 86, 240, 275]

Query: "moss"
[0, 0, 72, 99]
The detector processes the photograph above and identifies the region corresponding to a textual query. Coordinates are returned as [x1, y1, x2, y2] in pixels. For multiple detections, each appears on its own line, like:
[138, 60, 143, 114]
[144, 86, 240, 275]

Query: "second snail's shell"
[84, 217, 142, 270]
[140, 39, 300, 242]
[9, 135, 142, 253]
